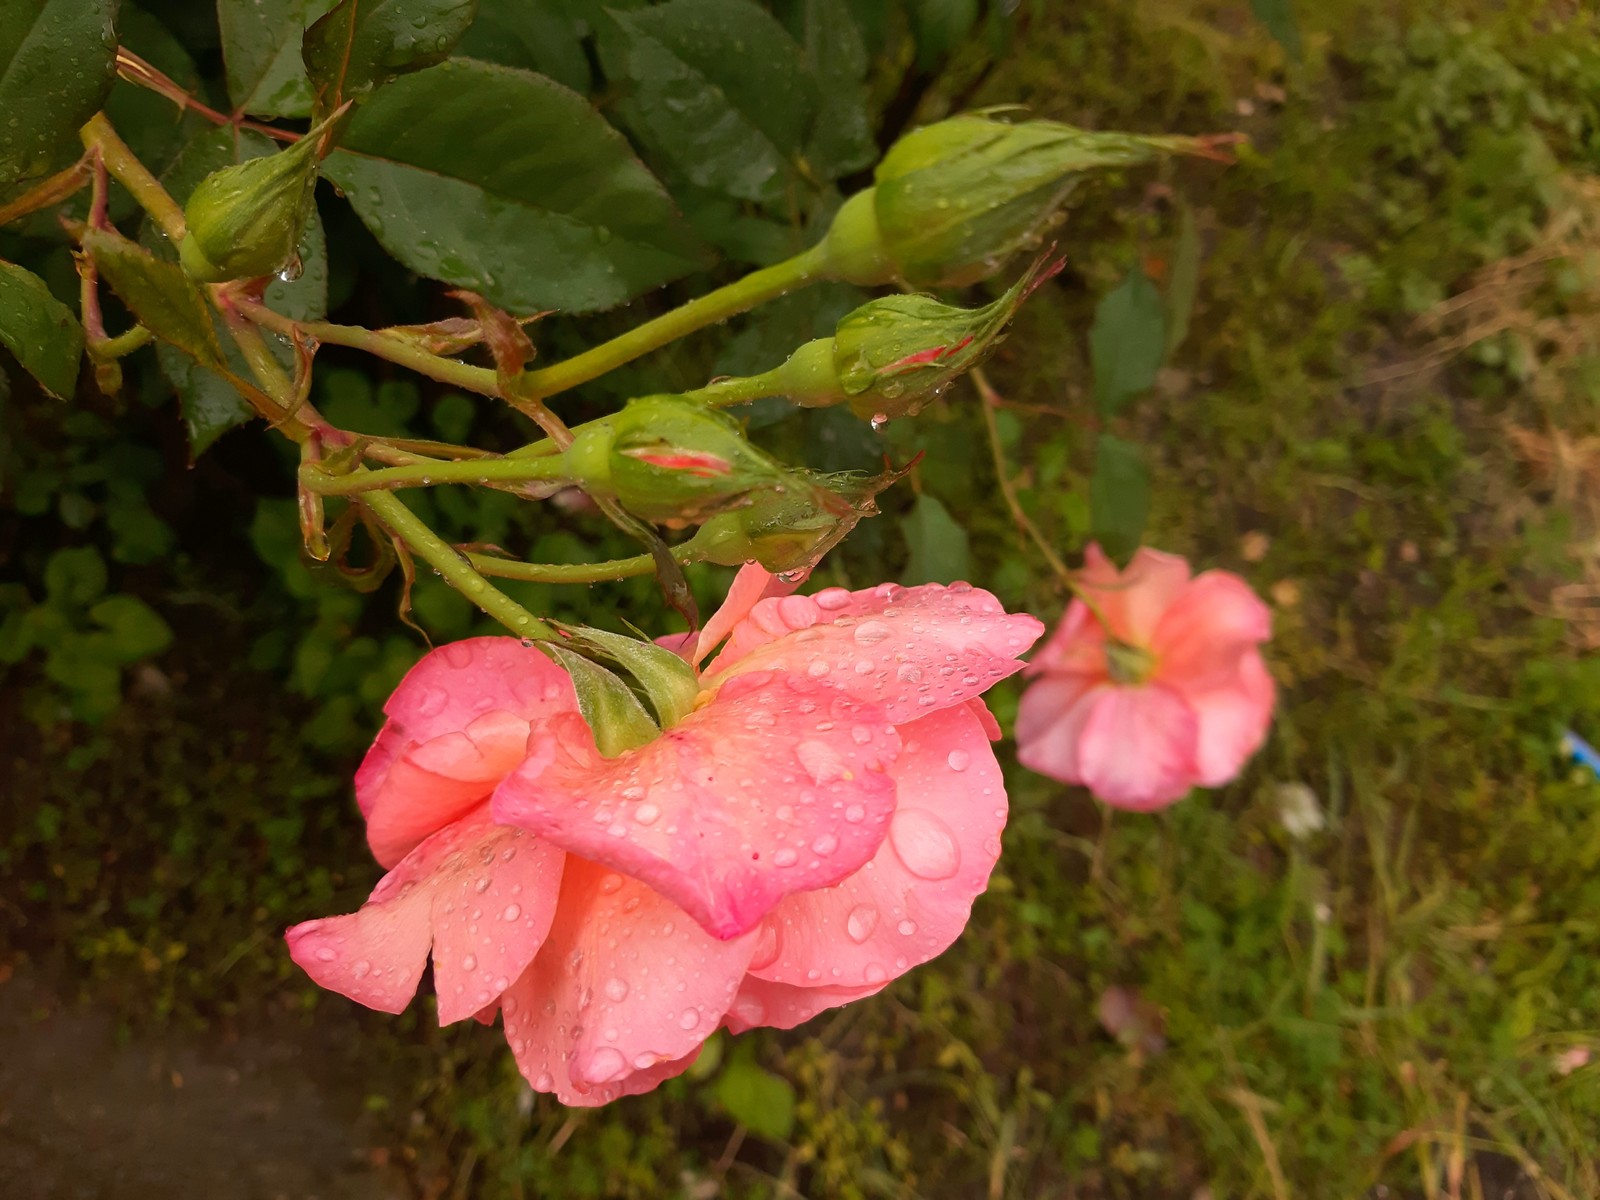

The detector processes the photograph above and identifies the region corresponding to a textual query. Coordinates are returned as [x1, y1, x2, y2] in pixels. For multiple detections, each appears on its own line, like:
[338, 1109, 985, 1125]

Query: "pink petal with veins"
[502, 858, 754, 1106]
[285, 807, 564, 1024]
[492, 672, 901, 939]
[746, 703, 1006, 991]
[701, 581, 1043, 725]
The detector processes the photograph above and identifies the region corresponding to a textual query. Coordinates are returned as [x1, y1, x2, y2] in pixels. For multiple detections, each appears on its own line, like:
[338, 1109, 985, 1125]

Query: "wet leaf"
[599, 0, 815, 202]
[802, 0, 875, 179]
[715, 1050, 796, 1141]
[219, 0, 338, 118]
[82, 228, 224, 370]
[321, 59, 711, 313]
[1090, 265, 1166, 416]
[0, 261, 82, 398]
[455, 0, 590, 93]
[0, 0, 117, 189]
[303, 0, 477, 110]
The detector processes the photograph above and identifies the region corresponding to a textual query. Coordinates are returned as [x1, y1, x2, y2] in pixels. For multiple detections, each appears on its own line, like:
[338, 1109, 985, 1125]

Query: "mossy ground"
[6, 2, 1600, 1197]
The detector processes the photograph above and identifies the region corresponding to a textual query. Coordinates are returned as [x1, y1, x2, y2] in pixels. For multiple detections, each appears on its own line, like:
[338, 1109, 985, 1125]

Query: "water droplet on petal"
[314, 946, 336, 963]
[773, 848, 799, 867]
[796, 739, 847, 783]
[604, 977, 629, 1002]
[854, 620, 892, 646]
[846, 904, 879, 942]
[534, 1071, 555, 1091]
[807, 659, 831, 677]
[678, 1008, 700, 1030]
[897, 919, 917, 936]
[474, 876, 491, 893]
[947, 749, 971, 772]
[586, 1046, 627, 1082]
[864, 962, 887, 983]
[502, 904, 521, 922]
[600, 874, 624, 894]
[812, 832, 839, 856]
[463, 954, 477, 971]
[889, 809, 961, 880]
[814, 588, 852, 611]
[844, 804, 866, 823]
[634, 802, 662, 826]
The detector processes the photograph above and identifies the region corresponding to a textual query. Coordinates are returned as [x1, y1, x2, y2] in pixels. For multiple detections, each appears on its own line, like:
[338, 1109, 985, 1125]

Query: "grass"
[5, 1, 1600, 1197]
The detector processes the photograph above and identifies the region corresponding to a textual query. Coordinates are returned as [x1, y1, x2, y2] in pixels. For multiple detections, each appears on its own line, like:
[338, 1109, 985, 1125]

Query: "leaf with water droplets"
[0, 0, 117, 190]
[302, 0, 478, 111]
[219, 0, 338, 118]
[321, 59, 712, 313]
[0, 261, 81, 399]
[597, 0, 815, 202]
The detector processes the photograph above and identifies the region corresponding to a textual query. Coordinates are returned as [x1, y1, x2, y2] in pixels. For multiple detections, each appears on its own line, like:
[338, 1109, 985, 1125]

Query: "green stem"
[467, 551, 659, 584]
[681, 367, 790, 409]
[90, 325, 153, 360]
[362, 490, 555, 639]
[238, 300, 501, 396]
[302, 454, 570, 496]
[518, 243, 832, 401]
[973, 367, 1078, 589]
[80, 113, 184, 243]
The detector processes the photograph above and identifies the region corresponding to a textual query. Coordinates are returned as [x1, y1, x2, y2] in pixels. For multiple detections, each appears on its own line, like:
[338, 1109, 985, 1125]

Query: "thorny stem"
[301, 454, 570, 496]
[517, 243, 833, 402]
[116, 49, 299, 144]
[0, 160, 90, 228]
[360, 490, 556, 639]
[80, 113, 184, 243]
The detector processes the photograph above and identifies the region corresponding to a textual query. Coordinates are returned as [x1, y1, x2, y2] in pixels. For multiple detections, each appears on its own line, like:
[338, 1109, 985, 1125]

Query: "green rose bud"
[178, 125, 326, 283]
[751, 256, 1059, 421]
[818, 112, 1235, 289]
[563, 395, 790, 526]
[691, 466, 899, 576]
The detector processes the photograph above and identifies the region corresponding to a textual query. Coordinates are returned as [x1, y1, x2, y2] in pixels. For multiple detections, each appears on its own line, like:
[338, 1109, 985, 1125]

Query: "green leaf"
[1090, 265, 1166, 416]
[143, 126, 330, 453]
[82, 227, 225, 369]
[714, 1050, 796, 1141]
[1089, 434, 1150, 564]
[321, 59, 710, 313]
[601, 0, 815, 202]
[556, 624, 699, 728]
[542, 642, 660, 758]
[1165, 204, 1201, 355]
[303, 0, 477, 109]
[1249, 0, 1302, 59]
[219, 0, 338, 118]
[908, 0, 979, 69]
[901, 493, 971, 586]
[0, 0, 117, 188]
[455, 0, 590, 93]
[43, 545, 108, 607]
[0, 260, 82, 398]
[802, 0, 875, 180]
[90, 594, 174, 661]
[105, 5, 207, 192]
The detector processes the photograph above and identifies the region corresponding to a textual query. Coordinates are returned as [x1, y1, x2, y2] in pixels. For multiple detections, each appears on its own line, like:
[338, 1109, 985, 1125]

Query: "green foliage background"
[5, 0, 1600, 1196]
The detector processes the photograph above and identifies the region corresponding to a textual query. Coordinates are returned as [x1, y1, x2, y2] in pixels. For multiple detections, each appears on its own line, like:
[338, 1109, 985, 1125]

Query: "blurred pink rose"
[287, 566, 1041, 1105]
[1016, 545, 1275, 811]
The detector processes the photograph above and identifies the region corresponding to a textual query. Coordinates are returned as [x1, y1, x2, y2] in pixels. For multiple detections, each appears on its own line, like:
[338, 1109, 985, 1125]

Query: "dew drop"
[586, 1046, 627, 1082]
[474, 876, 491, 893]
[678, 1008, 700, 1030]
[814, 588, 851, 611]
[853, 620, 892, 646]
[535, 1071, 555, 1090]
[314, 946, 336, 963]
[947, 749, 971, 772]
[773, 848, 799, 867]
[462, 954, 477, 971]
[604, 977, 629, 1002]
[502, 903, 521, 922]
[864, 962, 887, 983]
[846, 904, 879, 942]
[796, 739, 847, 783]
[352, 959, 371, 978]
[844, 804, 866, 823]
[812, 832, 840, 856]
[600, 874, 624, 894]
[889, 809, 961, 880]
[634, 802, 662, 826]
[897, 919, 917, 936]
[807, 659, 831, 677]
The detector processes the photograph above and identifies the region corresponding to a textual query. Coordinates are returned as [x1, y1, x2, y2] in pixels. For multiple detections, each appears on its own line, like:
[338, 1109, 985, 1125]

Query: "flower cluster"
[287, 566, 1043, 1105]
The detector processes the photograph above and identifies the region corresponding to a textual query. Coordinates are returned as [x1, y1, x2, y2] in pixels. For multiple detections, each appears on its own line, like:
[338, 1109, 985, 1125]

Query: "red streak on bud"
[882, 334, 975, 376]
[620, 448, 735, 478]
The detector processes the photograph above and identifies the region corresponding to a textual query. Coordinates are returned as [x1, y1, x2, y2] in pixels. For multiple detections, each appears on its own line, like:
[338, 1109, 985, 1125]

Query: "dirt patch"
[0, 969, 410, 1200]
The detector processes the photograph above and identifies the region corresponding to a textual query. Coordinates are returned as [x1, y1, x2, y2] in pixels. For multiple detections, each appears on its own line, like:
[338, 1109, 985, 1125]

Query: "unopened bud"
[758, 257, 1058, 420]
[819, 112, 1235, 288]
[691, 465, 905, 575]
[179, 124, 326, 283]
[563, 395, 789, 525]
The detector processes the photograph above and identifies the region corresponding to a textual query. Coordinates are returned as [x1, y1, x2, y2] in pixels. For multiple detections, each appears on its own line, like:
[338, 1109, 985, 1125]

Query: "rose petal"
[1014, 673, 1102, 783]
[748, 704, 1005, 991]
[502, 858, 754, 1106]
[1075, 544, 1191, 646]
[1151, 570, 1273, 692]
[701, 581, 1044, 725]
[285, 807, 564, 1024]
[493, 672, 902, 939]
[966, 697, 1003, 742]
[1025, 597, 1110, 679]
[722, 976, 887, 1035]
[683, 562, 799, 667]
[356, 639, 578, 865]
[1075, 684, 1200, 810]
[1185, 650, 1276, 786]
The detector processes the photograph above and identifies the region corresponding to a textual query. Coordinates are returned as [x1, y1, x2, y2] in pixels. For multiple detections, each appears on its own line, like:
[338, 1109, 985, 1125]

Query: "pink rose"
[286, 566, 1042, 1105]
[1015, 545, 1275, 811]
